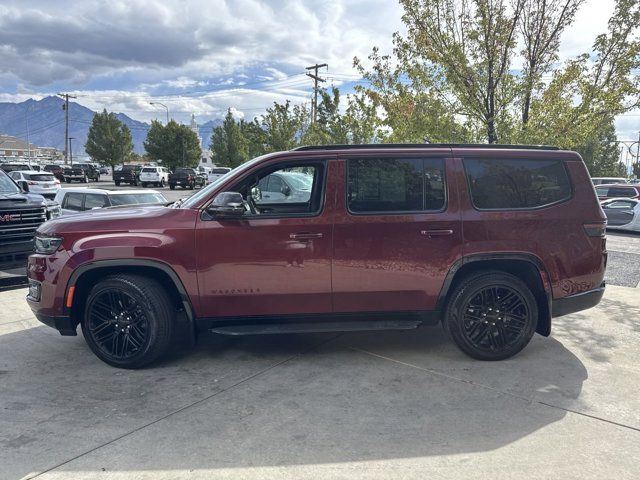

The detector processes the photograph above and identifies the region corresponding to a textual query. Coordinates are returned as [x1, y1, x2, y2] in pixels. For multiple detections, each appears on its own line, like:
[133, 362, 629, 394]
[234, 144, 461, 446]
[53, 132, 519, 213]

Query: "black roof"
[293, 143, 560, 152]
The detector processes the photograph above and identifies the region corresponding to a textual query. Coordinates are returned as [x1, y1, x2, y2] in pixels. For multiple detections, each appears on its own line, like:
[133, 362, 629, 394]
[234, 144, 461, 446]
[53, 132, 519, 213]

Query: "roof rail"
[292, 143, 561, 151]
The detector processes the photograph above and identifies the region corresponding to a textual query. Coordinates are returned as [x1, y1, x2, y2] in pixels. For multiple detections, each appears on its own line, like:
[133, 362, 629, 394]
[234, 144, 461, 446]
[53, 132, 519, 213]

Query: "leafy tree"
[85, 109, 133, 173]
[398, 0, 525, 143]
[519, 0, 584, 126]
[355, 0, 639, 146]
[209, 109, 248, 168]
[144, 120, 202, 170]
[577, 121, 627, 177]
[260, 101, 306, 152]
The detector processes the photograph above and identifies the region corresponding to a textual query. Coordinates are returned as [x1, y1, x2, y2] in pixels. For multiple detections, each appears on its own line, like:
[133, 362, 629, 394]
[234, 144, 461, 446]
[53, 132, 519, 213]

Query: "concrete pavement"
[1, 284, 639, 480]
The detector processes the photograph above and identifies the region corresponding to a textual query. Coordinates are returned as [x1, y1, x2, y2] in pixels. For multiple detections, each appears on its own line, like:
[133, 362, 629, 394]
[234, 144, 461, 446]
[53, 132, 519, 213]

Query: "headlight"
[34, 235, 63, 254]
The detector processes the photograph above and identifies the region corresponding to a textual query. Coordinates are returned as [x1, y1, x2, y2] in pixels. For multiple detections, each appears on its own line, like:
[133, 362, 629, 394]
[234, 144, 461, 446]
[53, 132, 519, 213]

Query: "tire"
[169, 184, 175, 190]
[443, 271, 537, 361]
[81, 274, 174, 369]
[115, 181, 120, 186]
[141, 182, 148, 188]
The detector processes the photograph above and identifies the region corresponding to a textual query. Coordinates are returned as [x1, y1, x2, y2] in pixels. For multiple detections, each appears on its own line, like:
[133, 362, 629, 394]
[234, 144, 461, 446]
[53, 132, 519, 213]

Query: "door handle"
[290, 232, 324, 240]
[421, 229, 454, 238]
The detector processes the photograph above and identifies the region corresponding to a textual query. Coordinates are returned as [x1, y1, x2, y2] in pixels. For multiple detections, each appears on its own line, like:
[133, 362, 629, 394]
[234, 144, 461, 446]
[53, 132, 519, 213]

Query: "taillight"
[583, 221, 606, 237]
[28, 181, 38, 185]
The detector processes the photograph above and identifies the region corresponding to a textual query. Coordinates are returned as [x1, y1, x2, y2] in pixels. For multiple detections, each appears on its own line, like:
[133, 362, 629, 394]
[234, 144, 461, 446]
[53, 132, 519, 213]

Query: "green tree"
[144, 120, 202, 170]
[576, 121, 627, 177]
[260, 101, 306, 152]
[84, 109, 133, 173]
[209, 109, 248, 168]
[355, 0, 639, 146]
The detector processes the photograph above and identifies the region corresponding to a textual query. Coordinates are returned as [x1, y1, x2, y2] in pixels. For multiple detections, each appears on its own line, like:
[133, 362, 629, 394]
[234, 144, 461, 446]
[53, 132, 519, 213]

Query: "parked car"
[27, 144, 606, 368]
[591, 177, 628, 185]
[7, 170, 61, 199]
[600, 198, 640, 232]
[62, 164, 99, 183]
[595, 183, 640, 200]
[54, 188, 167, 215]
[76, 163, 100, 182]
[99, 166, 110, 175]
[168, 167, 205, 190]
[43, 164, 65, 181]
[207, 167, 232, 185]
[0, 169, 59, 271]
[1, 163, 34, 173]
[113, 164, 142, 186]
[140, 166, 170, 188]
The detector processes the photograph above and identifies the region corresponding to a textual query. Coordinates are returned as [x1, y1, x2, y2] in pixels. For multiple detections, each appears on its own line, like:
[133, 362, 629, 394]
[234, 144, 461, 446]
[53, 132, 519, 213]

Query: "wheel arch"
[437, 254, 552, 336]
[65, 259, 196, 342]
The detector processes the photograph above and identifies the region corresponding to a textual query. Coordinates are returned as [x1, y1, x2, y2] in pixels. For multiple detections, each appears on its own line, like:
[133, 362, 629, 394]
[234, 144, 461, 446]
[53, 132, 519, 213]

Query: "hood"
[0, 192, 46, 207]
[38, 205, 198, 235]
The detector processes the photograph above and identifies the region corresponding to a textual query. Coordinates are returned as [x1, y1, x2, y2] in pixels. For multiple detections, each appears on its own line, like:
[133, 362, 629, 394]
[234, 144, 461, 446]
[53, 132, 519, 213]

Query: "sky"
[0, 0, 637, 141]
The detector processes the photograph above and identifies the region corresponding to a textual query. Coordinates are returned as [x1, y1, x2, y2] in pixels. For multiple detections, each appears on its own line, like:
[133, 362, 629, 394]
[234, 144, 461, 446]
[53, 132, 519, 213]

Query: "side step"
[210, 319, 422, 336]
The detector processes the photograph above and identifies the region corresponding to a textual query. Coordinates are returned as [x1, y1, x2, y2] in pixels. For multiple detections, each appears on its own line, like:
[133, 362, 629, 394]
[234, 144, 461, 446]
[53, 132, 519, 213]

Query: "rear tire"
[443, 271, 537, 361]
[81, 274, 174, 369]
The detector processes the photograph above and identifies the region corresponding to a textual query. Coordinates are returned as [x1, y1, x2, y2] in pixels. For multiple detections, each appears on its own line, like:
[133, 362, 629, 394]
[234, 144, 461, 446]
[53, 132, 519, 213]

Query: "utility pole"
[306, 63, 327, 124]
[68, 137, 75, 166]
[57, 93, 76, 164]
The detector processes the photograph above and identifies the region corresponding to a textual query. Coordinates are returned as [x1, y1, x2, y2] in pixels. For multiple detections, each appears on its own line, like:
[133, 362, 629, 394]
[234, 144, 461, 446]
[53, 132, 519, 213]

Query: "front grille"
[0, 207, 47, 245]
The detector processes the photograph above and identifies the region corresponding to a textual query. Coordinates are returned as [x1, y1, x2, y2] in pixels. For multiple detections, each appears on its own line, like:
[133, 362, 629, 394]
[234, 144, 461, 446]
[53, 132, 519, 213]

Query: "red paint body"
[27, 147, 607, 332]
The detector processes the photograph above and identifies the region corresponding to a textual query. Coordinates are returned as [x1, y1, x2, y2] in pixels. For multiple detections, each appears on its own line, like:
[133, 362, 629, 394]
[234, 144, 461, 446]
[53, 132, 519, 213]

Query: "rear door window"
[84, 193, 109, 209]
[63, 193, 84, 211]
[347, 158, 445, 213]
[463, 158, 572, 209]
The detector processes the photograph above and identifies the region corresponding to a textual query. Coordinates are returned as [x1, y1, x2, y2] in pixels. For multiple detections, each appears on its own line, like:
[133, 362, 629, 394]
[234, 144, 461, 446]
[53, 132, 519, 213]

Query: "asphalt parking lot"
[1, 182, 640, 479]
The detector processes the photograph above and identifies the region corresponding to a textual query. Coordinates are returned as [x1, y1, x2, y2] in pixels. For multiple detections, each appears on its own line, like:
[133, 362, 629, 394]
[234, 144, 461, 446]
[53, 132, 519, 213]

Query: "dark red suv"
[26, 144, 607, 368]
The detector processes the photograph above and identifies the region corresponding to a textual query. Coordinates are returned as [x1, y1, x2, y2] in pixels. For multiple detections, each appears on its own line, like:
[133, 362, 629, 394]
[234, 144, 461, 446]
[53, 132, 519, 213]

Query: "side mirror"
[208, 192, 245, 218]
[20, 181, 29, 192]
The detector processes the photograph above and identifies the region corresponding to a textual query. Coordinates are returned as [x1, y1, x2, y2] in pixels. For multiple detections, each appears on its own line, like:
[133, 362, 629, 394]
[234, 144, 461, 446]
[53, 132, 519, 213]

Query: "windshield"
[110, 193, 166, 206]
[141, 168, 157, 172]
[0, 170, 21, 194]
[178, 155, 273, 209]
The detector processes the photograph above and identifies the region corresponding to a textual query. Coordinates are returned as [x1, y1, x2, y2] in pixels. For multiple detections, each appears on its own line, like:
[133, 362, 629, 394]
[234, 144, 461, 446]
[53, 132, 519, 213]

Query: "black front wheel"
[444, 271, 537, 361]
[82, 274, 174, 368]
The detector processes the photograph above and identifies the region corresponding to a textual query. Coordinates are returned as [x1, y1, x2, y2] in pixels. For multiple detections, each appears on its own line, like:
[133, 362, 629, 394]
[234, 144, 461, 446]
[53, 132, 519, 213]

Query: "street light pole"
[68, 137, 74, 166]
[149, 102, 169, 124]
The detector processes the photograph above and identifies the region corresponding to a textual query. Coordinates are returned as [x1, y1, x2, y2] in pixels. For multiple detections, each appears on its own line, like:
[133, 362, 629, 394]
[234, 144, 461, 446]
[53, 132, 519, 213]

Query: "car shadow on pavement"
[0, 322, 589, 478]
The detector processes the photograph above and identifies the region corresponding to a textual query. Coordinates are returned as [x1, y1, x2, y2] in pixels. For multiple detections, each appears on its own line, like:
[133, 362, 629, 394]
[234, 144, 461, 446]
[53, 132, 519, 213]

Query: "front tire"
[81, 274, 174, 369]
[443, 271, 537, 361]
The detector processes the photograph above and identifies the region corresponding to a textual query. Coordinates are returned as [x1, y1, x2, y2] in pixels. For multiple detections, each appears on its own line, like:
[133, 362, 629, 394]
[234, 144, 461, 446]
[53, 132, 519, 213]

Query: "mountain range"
[0, 96, 220, 156]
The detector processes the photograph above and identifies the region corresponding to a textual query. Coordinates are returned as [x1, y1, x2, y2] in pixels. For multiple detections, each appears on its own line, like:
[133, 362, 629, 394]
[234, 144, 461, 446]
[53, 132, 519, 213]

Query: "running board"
[210, 319, 422, 336]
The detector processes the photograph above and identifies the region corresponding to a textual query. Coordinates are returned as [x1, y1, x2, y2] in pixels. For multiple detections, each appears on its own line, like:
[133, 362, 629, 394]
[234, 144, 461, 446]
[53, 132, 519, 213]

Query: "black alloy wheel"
[444, 271, 537, 360]
[82, 274, 174, 368]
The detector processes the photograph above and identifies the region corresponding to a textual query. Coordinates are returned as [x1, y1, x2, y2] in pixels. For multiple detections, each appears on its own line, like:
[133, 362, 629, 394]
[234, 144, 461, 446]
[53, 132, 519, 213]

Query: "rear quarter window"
[607, 186, 636, 197]
[464, 158, 572, 210]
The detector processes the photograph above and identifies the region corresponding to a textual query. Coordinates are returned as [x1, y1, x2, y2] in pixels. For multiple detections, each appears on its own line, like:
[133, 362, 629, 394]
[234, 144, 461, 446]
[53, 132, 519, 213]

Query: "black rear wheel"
[444, 271, 537, 361]
[82, 274, 174, 368]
